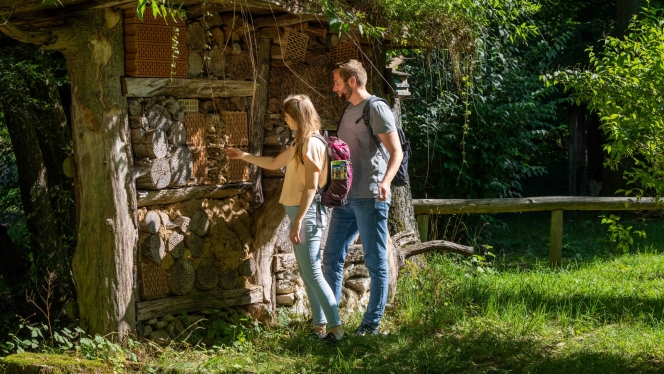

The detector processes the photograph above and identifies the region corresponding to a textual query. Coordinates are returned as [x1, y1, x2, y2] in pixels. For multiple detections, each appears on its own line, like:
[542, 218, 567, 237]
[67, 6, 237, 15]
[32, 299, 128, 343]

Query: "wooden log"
[168, 259, 195, 295]
[550, 210, 563, 268]
[143, 234, 166, 265]
[122, 78, 256, 98]
[186, 233, 204, 258]
[137, 183, 253, 207]
[132, 128, 168, 159]
[194, 258, 219, 291]
[253, 14, 318, 28]
[248, 38, 271, 206]
[135, 158, 171, 190]
[412, 196, 664, 215]
[325, 33, 339, 47]
[148, 104, 171, 128]
[168, 146, 193, 187]
[238, 257, 256, 277]
[129, 116, 147, 129]
[398, 240, 473, 264]
[172, 216, 190, 233]
[416, 215, 430, 242]
[168, 121, 187, 146]
[136, 286, 263, 321]
[258, 27, 284, 39]
[218, 269, 239, 290]
[167, 230, 185, 259]
[263, 131, 290, 146]
[303, 26, 327, 38]
[190, 210, 210, 236]
[139, 210, 161, 234]
[158, 212, 177, 230]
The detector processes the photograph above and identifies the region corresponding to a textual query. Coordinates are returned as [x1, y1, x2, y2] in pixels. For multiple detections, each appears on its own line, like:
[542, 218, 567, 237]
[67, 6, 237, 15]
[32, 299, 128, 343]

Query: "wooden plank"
[248, 38, 271, 206]
[137, 183, 252, 207]
[416, 215, 430, 242]
[136, 286, 263, 321]
[413, 196, 664, 215]
[122, 77, 255, 98]
[252, 14, 318, 28]
[550, 210, 563, 268]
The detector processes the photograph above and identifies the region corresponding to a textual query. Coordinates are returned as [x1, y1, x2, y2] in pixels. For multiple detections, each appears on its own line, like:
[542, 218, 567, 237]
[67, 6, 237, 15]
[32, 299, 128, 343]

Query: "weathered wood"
[248, 38, 271, 206]
[123, 77, 256, 98]
[253, 14, 318, 28]
[413, 196, 664, 215]
[132, 129, 168, 159]
[239, 257, 256, 277]
[191, 210, 210, 236]
[135, 158, 171, 190]
[167, 230, 185, 259]
[168, 259, 195, 295]
[168, 146, 193, 187]
[251, 184, 286, 310]
[136, 183, 253, 207]
[158, 212, 176, 230]
[416, 215, 430, 242]
[168, 121, 187, 146]
[550, 210, 563, 268]
[263, 132, 290, 146]
[145, 104, 171, 129]
[399, 240, 473, 261]
[139, 211, 161, 234]
[172, 216, 190, 233]
[136, 286, 264, 321]
[143, 234, 165, 265]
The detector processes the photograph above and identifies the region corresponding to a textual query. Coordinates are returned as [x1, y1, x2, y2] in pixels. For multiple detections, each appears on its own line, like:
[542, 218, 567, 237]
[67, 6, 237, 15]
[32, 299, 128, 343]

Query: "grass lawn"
[3, 212, 664, 373]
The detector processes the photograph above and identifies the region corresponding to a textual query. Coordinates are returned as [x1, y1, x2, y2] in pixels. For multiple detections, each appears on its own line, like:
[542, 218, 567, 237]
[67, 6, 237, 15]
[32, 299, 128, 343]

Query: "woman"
[226, 94, 343, 342]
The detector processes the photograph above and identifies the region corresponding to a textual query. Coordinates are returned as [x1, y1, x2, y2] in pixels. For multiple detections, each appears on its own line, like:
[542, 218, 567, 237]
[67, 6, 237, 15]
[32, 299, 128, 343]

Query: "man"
[323, 59, 403, 335]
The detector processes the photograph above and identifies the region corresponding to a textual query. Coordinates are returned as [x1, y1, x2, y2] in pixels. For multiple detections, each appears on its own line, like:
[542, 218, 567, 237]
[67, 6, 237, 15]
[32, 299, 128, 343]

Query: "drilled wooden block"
[179, 99, 199, 113]
[126, 60, 188, 78]
[330, 41, 358, 64]
[184, 113, 206, 147]
[222, 111, 248, 146]
[227, 157, 250, 183]
[192, 149, 208, 185]
[284, 29, 308, 63]
[139, 262, 169, 300]
[124, 8, 186, 25]
[125, 24, 187, 44]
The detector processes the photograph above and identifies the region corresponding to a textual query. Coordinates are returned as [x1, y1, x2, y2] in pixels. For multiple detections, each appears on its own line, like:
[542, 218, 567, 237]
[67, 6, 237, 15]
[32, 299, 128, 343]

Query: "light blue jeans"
[284, 203, 341, 328]
[322, 197, 391, 328]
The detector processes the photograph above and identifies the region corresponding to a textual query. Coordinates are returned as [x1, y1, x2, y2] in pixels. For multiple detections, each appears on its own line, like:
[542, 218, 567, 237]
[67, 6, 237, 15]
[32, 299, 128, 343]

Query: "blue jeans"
[284, 203, 341, 328]
[322, 197, 391, 328]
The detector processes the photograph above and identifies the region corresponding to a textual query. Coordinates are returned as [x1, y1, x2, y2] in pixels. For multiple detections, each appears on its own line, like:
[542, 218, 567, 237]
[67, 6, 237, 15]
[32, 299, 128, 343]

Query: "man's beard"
[338, 83, 352, 102]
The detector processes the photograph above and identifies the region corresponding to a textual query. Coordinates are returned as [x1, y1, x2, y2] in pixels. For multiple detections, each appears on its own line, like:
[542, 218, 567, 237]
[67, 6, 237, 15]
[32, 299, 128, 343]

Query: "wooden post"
[416, 215, 430, 242]
[550, 210, 563, 268]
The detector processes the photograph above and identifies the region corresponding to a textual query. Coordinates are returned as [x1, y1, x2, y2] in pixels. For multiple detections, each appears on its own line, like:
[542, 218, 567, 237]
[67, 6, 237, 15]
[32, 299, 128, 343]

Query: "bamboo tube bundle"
[132, 128, 168, 159]
[194, 258, 219, 291]
[169, 259, 195, 295]
[135, 158, 172, 190]
[168, 146, 193, 187]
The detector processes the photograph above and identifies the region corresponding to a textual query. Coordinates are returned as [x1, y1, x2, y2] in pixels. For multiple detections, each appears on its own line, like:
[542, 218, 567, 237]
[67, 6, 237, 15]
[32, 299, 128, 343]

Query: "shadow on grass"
[275, 326, 662, 373]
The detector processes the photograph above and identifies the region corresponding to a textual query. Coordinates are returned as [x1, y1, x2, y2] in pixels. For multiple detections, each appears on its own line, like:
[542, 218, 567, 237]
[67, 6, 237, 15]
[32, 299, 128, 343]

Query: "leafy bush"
[401, 31, 568, 199]
[548, 7, 664, 198]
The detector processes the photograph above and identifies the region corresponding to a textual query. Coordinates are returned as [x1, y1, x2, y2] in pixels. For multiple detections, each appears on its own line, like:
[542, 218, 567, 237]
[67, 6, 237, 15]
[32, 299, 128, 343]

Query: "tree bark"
[53, 9, 137, 339]
[248, 38, 271, 206]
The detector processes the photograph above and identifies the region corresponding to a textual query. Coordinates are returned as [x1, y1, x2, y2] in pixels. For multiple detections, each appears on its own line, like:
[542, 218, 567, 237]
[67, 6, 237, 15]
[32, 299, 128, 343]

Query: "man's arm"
[377, 131, 403, 201]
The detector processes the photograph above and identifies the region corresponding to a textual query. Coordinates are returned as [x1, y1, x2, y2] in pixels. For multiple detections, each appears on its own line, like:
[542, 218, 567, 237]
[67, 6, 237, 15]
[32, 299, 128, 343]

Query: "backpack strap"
[299, 134, 327, 164]
[357, 95, 390, 161]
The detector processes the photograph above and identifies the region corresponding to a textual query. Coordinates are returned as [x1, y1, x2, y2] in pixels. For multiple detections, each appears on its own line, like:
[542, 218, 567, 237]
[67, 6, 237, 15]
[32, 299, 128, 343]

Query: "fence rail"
[412, 196, 664, 268]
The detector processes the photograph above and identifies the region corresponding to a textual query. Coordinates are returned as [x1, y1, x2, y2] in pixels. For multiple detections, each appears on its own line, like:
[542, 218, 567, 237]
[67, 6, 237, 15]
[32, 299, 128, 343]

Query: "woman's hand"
[225, 147, 246, 159]
[290, 221, 302, 245]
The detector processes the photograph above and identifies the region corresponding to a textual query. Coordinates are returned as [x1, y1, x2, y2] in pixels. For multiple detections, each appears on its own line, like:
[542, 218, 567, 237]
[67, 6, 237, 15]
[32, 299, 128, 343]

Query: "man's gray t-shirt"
[337, 97, 397, 199]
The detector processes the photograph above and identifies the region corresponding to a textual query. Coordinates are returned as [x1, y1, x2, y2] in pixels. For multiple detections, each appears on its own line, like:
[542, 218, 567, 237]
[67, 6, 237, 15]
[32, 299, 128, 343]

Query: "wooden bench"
[412, 196, 664, 268]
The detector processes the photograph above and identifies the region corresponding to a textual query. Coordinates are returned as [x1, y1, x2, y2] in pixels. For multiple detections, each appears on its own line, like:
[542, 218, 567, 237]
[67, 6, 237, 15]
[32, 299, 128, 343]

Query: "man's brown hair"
[333, 59, 367, 87]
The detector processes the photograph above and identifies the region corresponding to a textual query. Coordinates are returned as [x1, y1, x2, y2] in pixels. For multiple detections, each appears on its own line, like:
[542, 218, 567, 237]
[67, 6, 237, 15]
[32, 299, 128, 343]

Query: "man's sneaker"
[353, 324, 379, 336]
[320, 332, 343, 343]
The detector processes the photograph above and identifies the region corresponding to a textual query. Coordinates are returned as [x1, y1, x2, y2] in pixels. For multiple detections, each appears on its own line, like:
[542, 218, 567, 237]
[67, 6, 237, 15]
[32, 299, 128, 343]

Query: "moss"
[1, 352, 110, 374]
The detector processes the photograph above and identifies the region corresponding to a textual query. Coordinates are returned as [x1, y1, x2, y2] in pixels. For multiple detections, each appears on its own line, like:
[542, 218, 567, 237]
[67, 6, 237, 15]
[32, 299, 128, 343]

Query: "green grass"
[4, 213, 664, 373]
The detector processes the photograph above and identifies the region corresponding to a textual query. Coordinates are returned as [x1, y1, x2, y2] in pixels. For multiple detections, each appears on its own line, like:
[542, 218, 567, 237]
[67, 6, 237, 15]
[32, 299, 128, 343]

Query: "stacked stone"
[139, 313, 206, 346]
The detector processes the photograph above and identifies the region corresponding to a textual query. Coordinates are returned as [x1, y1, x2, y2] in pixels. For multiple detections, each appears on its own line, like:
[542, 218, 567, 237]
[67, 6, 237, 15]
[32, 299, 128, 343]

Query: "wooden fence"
[412, 196, 664, 268]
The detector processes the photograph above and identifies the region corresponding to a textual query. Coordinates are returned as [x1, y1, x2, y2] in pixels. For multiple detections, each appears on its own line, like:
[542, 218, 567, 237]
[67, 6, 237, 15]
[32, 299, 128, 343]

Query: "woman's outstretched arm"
[226, 145, 294, 170]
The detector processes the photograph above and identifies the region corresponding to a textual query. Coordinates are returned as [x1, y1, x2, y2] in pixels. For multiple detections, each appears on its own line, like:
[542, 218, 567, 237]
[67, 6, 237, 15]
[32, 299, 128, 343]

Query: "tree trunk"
[58, 9, 137, 339]
[616, 0, 646, 38]
[0, 225, 29, 311]
[247, 38, 271, 206]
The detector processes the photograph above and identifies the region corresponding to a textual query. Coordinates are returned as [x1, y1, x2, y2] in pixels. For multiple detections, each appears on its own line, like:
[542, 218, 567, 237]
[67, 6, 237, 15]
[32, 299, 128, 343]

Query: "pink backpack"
[302, 134, 353, 207]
